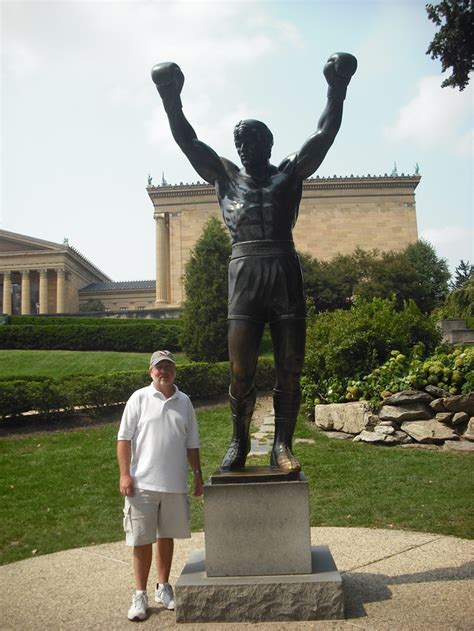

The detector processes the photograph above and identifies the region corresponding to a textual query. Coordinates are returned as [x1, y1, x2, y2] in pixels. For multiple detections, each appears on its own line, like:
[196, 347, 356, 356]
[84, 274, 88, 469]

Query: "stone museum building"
[1, 173, 420, 315]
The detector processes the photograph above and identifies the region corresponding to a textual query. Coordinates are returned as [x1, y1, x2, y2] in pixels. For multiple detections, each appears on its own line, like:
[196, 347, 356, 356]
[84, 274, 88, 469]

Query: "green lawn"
[0, 350, 189, 379]
[1, 406, 472, 565]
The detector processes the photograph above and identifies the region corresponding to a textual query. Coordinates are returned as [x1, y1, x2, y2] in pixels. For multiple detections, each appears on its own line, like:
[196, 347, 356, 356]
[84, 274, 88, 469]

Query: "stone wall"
[314, 389, 474, 452]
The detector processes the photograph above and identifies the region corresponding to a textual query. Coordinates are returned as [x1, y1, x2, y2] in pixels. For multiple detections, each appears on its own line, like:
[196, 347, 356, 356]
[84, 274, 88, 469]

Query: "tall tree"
[404, 239, 450, 312]
[426, 0, 474, 90]
[450, 259, 473, 289]
[180, 217, 231, 362]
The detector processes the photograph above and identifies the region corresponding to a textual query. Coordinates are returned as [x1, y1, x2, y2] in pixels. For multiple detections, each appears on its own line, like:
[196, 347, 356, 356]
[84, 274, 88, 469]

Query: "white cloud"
[384, 75, 473, 152]
[421, 225, 474, 272]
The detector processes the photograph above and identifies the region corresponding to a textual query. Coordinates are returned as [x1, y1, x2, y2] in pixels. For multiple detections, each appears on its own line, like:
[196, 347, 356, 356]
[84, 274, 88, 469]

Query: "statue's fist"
[324, 52, 357, 86]
[151, 62, 184, 99]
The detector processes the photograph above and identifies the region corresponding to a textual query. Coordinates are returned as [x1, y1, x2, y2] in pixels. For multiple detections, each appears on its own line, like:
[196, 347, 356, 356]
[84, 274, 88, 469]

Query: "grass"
[0, 350, 188, 379]
[1, 405, 472, 565]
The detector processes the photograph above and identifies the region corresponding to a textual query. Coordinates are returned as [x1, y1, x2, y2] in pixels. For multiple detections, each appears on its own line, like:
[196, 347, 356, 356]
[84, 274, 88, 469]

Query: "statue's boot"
[220, 387, 256, 471]
[270, 388, 302, 473]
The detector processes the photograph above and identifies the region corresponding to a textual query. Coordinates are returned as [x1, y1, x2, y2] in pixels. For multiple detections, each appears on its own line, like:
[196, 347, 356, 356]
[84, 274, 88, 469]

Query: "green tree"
[426, 0, 474, 90]
[354, 251, 423, 310]
[404, 239, 450, 312]
[450, 259, 473, 289]
[78, 299, 105, 312]
[180, 217, 231, 362]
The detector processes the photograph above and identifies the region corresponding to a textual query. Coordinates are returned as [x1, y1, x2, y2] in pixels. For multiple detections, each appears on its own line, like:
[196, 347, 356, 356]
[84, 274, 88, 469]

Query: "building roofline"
[0, 229, 111, 282]
[147, 173, 421, 200]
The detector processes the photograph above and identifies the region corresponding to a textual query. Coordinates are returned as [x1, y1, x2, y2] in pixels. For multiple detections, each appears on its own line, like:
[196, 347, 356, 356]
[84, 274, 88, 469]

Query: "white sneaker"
[155, 582, 175, 610]
[127, 591, 148, 621]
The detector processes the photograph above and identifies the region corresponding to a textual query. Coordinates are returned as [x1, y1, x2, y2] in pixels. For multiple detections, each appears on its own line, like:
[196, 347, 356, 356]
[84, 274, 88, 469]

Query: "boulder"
[430, 398, 447, 413]
[373, 424, 395, 435]
[354, 430, 400, 445]
[434, 412, 453, 425]
[442, 393, 474, 416]
[379, 403, 433, 423]
[382, 390, 433, 406]
[443, 440, 474, 453]
[425, 385, 449, 398]
[401, 419, 458, 444]
[314, 402, 377, 434]
[463, 418, 474, 442]
[452, 412, 469, 426]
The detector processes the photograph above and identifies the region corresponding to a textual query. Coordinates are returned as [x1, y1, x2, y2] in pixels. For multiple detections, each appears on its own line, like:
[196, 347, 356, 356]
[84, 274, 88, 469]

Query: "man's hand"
[119, 473, 134, 497]
[323, 53, 357, 100]
[151, 62, 184, 107]
[193, 475, 203, 497]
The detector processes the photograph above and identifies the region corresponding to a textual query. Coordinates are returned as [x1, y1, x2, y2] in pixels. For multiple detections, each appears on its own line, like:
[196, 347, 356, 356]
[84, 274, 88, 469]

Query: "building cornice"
[147, 174, 421, 201]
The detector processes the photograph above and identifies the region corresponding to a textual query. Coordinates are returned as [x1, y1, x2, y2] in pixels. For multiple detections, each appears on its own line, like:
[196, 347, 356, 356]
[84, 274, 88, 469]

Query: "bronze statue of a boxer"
[152, 53, 357, 473]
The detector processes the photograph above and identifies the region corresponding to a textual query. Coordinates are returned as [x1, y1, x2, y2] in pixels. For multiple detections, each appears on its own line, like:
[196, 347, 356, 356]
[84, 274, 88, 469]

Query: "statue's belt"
[231, 240, 296, 259]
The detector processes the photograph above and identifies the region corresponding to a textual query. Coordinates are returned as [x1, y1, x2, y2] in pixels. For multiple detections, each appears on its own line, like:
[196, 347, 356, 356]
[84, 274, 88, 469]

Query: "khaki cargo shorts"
[123, 488, 191, 546]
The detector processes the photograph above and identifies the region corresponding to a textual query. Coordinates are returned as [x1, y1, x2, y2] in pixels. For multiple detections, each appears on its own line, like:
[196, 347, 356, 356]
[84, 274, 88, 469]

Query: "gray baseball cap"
[149, 350, 176, 367]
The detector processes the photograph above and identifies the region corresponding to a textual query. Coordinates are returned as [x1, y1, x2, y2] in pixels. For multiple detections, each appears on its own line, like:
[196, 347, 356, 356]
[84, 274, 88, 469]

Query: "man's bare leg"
[156, 538, 174, 583]
[133, 543, 153, 591]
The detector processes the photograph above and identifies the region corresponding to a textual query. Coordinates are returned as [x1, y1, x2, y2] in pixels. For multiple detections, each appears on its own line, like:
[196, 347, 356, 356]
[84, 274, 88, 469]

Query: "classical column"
[2, 271, 12, 315]
[39, 269, 49, 314]
[56, 269, 66, 314]
[21, 270, 31, 315]
[155, 212, 169, 304]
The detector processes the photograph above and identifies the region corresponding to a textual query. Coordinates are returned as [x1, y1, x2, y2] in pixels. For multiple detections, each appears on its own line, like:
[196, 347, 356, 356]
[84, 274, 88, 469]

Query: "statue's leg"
[220, 319, 264, 471]
[269, 318, 306, 473]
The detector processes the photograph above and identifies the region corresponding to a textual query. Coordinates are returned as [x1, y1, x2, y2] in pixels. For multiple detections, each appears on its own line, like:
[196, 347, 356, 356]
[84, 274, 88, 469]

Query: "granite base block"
[175, 546, 344, 623]
[204, 475, 312, 576]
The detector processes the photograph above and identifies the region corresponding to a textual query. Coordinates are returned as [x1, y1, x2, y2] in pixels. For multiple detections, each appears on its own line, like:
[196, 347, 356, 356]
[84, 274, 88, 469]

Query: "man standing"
[151, 53, 356, 474]
[117, 350, 203, 621]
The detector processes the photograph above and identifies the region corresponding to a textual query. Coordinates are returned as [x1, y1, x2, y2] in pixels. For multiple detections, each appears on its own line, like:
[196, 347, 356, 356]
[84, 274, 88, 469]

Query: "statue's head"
[233, 119, 273, 169]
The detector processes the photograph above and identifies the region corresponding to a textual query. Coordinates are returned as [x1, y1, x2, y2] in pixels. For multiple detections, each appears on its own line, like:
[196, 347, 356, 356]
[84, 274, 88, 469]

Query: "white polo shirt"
[117, 383, 200, 494]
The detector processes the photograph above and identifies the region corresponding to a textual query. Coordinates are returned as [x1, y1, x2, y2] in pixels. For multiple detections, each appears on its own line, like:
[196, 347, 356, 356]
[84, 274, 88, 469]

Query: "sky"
[2, 0, 472, 281]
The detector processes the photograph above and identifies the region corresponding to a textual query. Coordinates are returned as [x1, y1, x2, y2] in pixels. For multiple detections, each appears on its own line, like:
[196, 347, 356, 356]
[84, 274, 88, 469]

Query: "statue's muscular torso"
[215, 155, 303, 244]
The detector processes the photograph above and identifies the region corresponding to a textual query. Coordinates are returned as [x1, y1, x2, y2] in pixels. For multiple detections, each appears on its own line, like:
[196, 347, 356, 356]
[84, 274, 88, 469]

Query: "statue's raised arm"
[151, 62, 225, 185]
[293, 53, 357, 181]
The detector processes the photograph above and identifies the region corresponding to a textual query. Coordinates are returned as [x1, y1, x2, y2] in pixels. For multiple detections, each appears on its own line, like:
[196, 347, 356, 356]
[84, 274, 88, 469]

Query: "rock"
[354, 430, 400, 445]
[393, 430, 413, 444]
[435, 412, 453, 425]
[378, 420, 396, 427]
[379, 403, 433, 423]
[430, 398, 447, 413]
[463, 418, 474, 442]
[374, 424, 395, 435]
[452, 412, 469, 426]
[401, 419, 458, 444]
[314, 402, 377, 434]
[425, 385, 450, 398]
[443, 440, 474, 453]
[442, 393, 474, 416]
[382, 390, 433, 406]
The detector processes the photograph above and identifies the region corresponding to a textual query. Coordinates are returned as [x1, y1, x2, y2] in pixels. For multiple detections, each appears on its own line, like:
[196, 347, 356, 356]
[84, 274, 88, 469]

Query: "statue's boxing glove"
[323, 52, 357, 101]
[151, 62, 184, 107]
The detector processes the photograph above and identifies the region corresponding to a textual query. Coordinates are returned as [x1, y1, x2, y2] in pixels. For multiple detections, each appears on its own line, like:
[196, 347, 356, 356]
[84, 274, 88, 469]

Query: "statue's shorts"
[228, 240, 306, 325]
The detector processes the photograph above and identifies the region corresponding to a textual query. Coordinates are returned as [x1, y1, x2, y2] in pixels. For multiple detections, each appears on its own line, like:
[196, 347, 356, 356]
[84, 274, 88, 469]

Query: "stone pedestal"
[175, 469, 344, 623]
[204, 471, 311, 577]
[175, 546, 344, 623]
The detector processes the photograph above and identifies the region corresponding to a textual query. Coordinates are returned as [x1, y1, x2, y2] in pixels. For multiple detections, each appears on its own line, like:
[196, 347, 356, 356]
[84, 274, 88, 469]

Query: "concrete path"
[1, 527, 473, 630]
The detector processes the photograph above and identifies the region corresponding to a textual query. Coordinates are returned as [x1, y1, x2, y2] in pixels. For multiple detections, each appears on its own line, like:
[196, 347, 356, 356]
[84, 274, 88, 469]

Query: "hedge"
[0, 323, 181, 352]
[0, 358, 276, 419]
[8, 316, 182, 327]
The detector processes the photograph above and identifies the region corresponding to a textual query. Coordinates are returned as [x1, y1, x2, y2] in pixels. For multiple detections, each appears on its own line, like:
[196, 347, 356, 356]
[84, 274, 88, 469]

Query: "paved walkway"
[2, 527, 473, 630]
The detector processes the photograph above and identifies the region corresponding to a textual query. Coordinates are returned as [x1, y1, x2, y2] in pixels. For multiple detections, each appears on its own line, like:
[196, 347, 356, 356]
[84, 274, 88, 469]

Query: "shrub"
[302, 297, 441, 408]
[344, 344, 474, 407]
[0, 358, 275, 419]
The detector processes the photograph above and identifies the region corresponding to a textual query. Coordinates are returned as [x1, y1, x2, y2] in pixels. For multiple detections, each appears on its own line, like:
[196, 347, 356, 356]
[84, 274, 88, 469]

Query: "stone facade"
[147, 174, 420, 307]
[0, 230, 110, 315]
